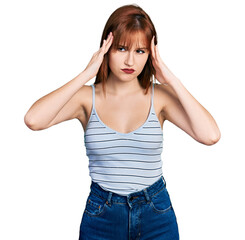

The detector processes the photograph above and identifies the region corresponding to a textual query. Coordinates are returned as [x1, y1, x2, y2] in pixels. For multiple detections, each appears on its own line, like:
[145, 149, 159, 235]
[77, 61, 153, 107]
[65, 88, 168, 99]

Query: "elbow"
[211, 128, 221, 145]
[24, 114, 43, 131]
[212, 132, 221, 145]
[195, 129, 221, 146]
[205, 130, 221, 146]
[207, 136, 220, 146]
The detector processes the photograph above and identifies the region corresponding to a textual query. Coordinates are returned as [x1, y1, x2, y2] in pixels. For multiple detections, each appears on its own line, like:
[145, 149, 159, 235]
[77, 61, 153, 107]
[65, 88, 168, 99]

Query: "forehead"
[118, 31, 148, 48]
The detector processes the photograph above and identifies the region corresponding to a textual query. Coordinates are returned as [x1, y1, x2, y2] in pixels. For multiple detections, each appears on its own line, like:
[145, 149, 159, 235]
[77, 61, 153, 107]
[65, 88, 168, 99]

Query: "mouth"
[121, 68, 135, 74]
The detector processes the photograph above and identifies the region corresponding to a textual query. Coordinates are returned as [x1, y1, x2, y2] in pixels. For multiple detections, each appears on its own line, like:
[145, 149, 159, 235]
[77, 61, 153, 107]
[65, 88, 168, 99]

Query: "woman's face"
[108, 32, 149, 82]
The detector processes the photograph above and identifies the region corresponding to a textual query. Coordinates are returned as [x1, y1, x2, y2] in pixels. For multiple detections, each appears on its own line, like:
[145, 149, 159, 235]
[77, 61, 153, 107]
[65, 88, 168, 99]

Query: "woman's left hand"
[150, 36, 177, 85]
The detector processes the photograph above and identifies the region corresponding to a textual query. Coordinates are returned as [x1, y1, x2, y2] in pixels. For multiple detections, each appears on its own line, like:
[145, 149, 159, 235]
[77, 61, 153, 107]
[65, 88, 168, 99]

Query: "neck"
[106, 72, 142, 96]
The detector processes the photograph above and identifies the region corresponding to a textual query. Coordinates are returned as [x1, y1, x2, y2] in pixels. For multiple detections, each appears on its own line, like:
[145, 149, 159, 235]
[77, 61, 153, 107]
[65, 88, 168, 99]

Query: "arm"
[151, 36, 221, 145]
[24, 32, 114, 131]
[24, 71, 90, 130]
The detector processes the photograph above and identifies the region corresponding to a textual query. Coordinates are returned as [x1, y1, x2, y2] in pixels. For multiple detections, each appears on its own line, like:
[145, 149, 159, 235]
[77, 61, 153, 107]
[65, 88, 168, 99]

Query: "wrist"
[80, 69, 94, 82]
[166, 77, 182, 94]
[74, 70, 91, 85]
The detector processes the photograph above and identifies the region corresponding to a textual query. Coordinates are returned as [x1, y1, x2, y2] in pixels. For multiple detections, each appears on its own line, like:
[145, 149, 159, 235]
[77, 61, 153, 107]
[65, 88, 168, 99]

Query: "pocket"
[149, 187, 173, 214]
[84, 192, 108, 217]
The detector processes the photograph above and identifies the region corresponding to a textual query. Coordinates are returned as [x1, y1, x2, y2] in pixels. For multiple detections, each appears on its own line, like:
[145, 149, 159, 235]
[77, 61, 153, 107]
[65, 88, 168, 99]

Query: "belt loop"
[143, 188, 150, 203]
[106, 192, 113, 206]
[161, 175, 166, 187]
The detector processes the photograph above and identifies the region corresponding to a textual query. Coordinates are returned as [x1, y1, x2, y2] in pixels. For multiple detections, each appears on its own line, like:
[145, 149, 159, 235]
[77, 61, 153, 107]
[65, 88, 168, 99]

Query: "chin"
[110, 71, 138, 82]
[120, 75, 137, 82]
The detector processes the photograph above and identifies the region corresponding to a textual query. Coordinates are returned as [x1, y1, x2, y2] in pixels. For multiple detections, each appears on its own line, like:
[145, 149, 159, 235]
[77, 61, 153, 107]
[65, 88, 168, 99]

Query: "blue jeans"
[79, 176, 179, 240]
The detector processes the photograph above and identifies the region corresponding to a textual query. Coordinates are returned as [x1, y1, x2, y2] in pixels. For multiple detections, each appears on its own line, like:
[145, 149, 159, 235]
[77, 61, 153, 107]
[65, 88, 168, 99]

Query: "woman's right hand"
[83, 32, 114, 80]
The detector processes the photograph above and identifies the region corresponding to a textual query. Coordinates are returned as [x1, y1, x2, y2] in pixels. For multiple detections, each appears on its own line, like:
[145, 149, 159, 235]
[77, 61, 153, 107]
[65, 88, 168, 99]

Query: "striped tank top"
[84, 82, 163, 196]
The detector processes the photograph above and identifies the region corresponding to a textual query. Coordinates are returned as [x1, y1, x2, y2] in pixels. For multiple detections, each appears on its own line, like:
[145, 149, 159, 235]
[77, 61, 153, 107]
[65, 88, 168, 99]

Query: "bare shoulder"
[78, 83, 92, 108]
[154, 82, 178, 118]
[155, 82, 178, 101]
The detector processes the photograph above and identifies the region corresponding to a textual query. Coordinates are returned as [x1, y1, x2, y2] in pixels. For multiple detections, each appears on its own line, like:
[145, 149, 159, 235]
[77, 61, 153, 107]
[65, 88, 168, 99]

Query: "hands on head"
[83, 32, 114, 80]
[150, 36, 170, 86]
[84, 32, 171, 86]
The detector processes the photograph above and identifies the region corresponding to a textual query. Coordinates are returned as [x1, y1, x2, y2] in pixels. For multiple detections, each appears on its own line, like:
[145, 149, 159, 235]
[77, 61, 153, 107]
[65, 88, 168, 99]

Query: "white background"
[1, 0, 244, 239]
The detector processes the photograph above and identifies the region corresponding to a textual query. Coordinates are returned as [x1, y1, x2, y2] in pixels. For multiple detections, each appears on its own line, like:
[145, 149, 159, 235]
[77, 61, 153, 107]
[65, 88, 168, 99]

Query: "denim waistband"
[89, 175, 166, 207]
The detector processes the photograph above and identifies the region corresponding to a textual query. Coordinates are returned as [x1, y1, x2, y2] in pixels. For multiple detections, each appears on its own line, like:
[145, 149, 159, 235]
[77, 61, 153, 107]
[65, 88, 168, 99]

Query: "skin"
[106, 31, 150, 95]
[38, 30, 220, 145]
[80, 32, 160, 135]
[81, 31, 221, 144]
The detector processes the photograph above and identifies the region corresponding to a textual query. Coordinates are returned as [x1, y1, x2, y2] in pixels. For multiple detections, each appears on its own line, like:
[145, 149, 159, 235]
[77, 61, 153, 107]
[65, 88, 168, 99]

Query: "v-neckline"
[93, 83, 153, 137]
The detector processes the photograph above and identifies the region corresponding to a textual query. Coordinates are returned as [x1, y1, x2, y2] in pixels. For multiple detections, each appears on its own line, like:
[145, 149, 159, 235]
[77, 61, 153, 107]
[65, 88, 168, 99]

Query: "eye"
[118, 47, 126, 52]
[137, 49, 145, 54]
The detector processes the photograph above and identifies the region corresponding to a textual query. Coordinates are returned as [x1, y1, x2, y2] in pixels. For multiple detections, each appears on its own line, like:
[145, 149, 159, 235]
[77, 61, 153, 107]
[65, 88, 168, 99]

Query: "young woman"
[24, 4, 221, 240]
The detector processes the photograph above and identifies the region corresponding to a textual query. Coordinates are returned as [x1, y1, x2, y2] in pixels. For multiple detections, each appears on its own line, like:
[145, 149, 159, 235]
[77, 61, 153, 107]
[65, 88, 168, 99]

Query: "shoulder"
[78, 83, 93, 109]
[154, 82, 178, 117]
[79, 83, 92, 96]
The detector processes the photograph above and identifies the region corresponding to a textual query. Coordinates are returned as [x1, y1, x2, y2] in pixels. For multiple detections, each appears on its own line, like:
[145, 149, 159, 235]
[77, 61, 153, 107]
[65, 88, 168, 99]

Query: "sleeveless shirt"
[83, 82, 163, 196]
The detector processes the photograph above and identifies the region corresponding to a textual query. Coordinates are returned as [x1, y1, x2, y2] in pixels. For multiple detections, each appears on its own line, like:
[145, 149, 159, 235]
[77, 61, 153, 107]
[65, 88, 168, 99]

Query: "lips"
[121, 68, 135, 74]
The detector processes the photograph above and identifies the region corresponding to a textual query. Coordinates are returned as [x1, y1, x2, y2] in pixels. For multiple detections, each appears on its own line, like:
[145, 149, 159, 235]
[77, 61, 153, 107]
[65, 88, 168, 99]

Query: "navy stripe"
[86, 146, 162, 150]
[89, 159, 162, 163]
[84, 82, 164, 195]
[88, 153, 161, 156]
[85, 139, 162, 143]
[90, 172, 163, 178]
[89, 166, 162, 170]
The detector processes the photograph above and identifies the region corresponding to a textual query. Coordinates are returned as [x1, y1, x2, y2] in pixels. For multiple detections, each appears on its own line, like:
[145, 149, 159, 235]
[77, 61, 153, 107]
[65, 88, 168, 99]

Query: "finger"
[100, 32, 111, 48]
[154, 44, 158, 61]
[100, 32, 111, 53]
[102, 39, 106, 47]
[99, 32, 113, 56]
[153, 41, 158, 61]
[151, 36, 156, 59]
[105, 32, 112, 44]
[104, 33, 114, 53]
[150, 36, 154, 56]
[155, 44, 160, 61]
[100, 39, 106, 53]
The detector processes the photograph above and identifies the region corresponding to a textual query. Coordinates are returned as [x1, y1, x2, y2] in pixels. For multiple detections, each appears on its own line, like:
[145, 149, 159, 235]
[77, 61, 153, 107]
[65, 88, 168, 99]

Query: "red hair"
[95, 4, 158, 96]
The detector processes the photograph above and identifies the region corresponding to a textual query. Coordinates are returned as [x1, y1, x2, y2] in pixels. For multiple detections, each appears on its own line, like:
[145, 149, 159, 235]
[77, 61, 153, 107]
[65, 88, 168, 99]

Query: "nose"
[124, 51, 134, 67]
